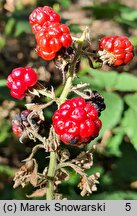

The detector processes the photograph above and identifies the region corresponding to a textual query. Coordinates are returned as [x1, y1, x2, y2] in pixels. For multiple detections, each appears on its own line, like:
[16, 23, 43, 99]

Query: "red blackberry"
[6, 67, 38, 99]
[52, 97, 103, 146]
[98, 35, 134, 66]
[29, 6, 60, 34]
[35, 22, 72, 60]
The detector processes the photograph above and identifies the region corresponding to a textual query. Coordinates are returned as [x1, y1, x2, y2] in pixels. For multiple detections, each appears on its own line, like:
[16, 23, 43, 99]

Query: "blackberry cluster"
[29, 6, 72, 60]
[52, 97, 103, 146]
[12, 110, 31, 137]
[98, 35, 134, 66]
[6, 67, 38, 99]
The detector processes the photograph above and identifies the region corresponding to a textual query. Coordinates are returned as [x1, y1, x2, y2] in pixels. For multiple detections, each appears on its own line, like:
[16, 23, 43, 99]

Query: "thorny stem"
[46, 30, 86, 200]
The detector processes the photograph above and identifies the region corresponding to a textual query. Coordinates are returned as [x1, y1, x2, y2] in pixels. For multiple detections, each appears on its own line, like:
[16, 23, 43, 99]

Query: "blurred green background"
[0, 0, 137, 200]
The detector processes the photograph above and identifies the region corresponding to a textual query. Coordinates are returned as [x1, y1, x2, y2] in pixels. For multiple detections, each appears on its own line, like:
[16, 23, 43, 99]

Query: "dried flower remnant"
[78, 173, 100, 196]
[72, 150, 94, 170]
[13, 159, 37, 188]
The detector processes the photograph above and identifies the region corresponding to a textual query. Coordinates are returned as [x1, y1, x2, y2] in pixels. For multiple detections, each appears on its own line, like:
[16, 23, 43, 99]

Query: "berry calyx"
[52, 97, 104, 146]
[6, 67, 38, 99]
[98, 35, 134, 66]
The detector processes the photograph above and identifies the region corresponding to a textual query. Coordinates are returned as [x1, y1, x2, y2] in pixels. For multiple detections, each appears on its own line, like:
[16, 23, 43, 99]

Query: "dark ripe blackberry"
[85, 90, 106, 115]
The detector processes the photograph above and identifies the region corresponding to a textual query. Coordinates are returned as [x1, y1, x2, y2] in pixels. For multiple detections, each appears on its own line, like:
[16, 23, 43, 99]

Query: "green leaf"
[78, 69, 137, 92]
[14, 21, 31, 36]
[116, 17, 137, 28]
[0, 86, 13, 100]
[0, 86, 24, 105]
[68, 172, 80, 185]
[57, 0, 71, 9]
[113, 142, 137, 182]
[0, 121, 10, 143]
[114, 73, 137, 91]
[99, 92, 123, 137]
[5, 18, 15, 35]
[89, 69, 118, 90]
[0, 165, 15, 176]
[69, 24, 81, 33]
[87, 2, 126, 20]
[0, 37, 6, 48]
[120, 7, 137, 21]
[122, 108, 137, 150]
[90, 70, 137, 92]
[124, 94, 137, 112]
[0, 79, 6, 87]
[105, 131, 124, 157]
[129, 36, 137, 46]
